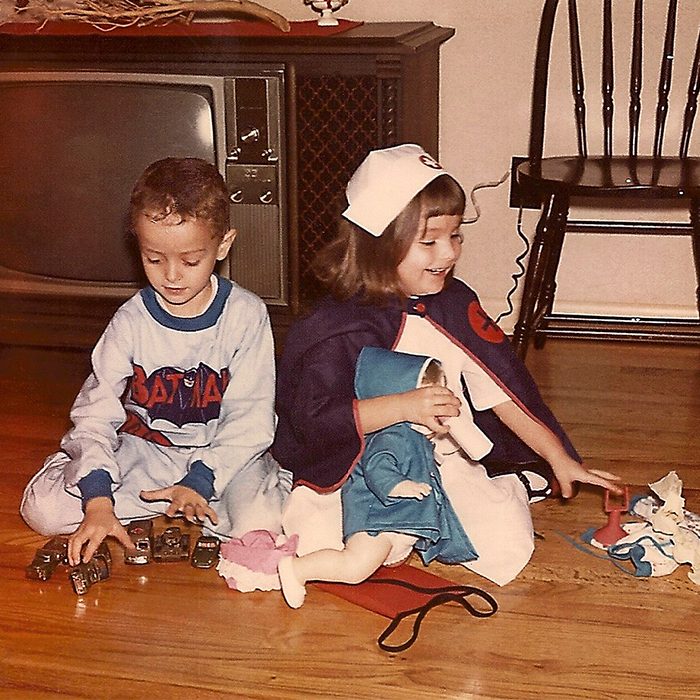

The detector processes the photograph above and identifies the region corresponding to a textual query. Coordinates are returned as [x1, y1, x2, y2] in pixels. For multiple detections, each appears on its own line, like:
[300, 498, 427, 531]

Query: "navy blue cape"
[271, 278, 580, 492]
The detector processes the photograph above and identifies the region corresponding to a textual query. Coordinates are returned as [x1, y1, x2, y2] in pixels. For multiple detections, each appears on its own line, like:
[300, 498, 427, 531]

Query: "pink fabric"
[218, 529, 298, 592]
[221, 529, 298, 574]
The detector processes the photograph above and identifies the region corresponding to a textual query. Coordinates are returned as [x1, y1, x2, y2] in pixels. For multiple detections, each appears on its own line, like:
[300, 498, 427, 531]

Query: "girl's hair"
[312, 174, 466, 303]
[129, 157, 230, 238]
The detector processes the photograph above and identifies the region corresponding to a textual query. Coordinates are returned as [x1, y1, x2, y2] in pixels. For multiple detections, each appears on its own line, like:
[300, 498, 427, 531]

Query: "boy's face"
[396, 214, 463, 297]
[135, 214, 235, 317]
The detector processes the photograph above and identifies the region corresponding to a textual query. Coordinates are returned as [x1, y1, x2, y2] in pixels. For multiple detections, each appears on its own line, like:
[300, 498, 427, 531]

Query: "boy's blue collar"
[140, 275, 233, 332]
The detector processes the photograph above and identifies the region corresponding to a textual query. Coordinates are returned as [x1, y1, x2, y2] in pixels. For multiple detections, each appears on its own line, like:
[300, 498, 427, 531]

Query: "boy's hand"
[140, 485, 219, 526]
[388, 480, 433, 500]
[68, 497, 132, 566]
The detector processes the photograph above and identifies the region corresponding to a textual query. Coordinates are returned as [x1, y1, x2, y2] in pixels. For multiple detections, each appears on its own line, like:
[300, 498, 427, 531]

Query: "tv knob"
[259, 191, 274, 205]
[230, 190, 244, 204]
[240, 127, 260, 143]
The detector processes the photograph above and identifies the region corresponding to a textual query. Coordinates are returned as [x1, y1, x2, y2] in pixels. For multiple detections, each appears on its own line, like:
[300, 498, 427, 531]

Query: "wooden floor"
[1, 339, 699, 699]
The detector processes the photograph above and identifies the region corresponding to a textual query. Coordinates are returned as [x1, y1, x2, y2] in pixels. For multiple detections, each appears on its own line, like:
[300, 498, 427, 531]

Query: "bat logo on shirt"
[128, 363, 231, 426]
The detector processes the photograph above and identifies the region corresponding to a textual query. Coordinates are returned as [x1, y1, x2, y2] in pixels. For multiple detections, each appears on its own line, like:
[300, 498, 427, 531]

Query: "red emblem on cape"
[467, 300, 505, 343]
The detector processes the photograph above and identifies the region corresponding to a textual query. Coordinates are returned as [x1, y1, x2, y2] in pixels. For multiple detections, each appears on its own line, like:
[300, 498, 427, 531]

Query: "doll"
[278, 347, 475, 608]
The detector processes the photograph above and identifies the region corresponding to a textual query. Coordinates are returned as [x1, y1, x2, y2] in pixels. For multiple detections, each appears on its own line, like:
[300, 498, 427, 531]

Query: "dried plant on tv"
[4, 0, 290, 32]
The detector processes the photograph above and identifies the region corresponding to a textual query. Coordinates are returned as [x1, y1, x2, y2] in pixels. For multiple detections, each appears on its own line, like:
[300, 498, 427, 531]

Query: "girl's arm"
[356, 385, 461, 435]
[492, 400, 622, 497]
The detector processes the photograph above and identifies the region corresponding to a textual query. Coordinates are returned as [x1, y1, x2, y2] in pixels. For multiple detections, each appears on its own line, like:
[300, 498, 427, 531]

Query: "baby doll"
[278, 346, 475, 608]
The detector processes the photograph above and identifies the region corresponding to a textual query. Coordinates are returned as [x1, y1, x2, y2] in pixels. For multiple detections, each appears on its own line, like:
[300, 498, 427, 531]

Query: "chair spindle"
[528, 0, 560, 167]
[679, 31, 700, 158]
[653, 0, 678, 158]
[602, 0, 615, 157]
[568, 0, 587, 157]
[629, 0, 643, 157]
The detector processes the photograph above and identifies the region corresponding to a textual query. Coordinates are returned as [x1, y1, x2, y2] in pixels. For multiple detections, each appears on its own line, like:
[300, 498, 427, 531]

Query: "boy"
[21, 157, 290, 566]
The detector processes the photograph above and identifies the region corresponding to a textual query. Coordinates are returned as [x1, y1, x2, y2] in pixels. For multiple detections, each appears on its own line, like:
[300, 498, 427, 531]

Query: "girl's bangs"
[420, 175, 466, 218]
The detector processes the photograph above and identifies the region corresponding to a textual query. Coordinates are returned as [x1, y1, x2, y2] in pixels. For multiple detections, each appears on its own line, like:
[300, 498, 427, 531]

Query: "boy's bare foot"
[278, 556, 306, 608]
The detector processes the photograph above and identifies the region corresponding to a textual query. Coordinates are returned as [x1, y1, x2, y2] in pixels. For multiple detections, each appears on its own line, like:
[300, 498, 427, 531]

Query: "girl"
[271, 144, 620, 586]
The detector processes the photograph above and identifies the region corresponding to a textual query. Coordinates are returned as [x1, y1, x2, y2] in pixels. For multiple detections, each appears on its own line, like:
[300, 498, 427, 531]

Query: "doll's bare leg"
[278, 532, 393, 608]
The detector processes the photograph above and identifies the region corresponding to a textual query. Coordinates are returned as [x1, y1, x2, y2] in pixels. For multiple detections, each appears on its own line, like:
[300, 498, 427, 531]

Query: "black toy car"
[124, 519, 154, 565]
[69, 541, 112, 595]
[152, 526, 190, 562]
[190, 535, 221, 569]
[25, 537, 68, 581]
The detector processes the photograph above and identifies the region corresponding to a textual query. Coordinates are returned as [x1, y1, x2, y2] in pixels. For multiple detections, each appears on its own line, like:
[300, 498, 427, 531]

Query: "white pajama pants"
[20, 436, 292, 540]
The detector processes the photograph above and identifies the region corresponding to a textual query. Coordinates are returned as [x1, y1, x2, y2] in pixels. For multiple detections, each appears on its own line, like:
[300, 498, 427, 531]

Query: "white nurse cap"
[342, 143, 448, 237]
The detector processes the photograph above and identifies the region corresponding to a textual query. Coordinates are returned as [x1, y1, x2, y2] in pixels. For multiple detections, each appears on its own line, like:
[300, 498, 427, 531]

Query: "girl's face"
[396, 214, 463, 297]
[135, 214, 235, 317]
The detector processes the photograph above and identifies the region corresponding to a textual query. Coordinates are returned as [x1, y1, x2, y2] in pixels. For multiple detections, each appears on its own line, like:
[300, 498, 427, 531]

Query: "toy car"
[25, 537, 68, 581]
[152, 526, 190, 562]
[124, 519, 154, 565]
[190, 535, 221, 569]
[69, 541, 112, 595]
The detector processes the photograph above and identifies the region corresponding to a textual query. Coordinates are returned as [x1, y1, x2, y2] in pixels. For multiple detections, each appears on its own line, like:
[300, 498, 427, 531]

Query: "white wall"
[266, 0, 698, 332]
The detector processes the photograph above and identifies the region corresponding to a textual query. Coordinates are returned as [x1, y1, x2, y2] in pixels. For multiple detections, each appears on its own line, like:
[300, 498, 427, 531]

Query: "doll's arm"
[387, 480, 432, 499]
[361, 432, 433, 503]
[492, 401, 622, 497]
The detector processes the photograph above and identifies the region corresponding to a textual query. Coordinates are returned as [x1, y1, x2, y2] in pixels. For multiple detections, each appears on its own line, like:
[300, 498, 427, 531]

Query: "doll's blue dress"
[341, 347, 476, 565]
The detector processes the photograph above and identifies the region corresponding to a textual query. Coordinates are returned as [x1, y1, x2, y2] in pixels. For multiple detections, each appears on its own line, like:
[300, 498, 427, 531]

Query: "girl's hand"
[140, 485, 219, 526]
[490, 401, 623, 499]
[549, 456, 623, 498]
[68, 497, 132, 566]
[388, 480, 433, 499]
[401, 386, 461, 435]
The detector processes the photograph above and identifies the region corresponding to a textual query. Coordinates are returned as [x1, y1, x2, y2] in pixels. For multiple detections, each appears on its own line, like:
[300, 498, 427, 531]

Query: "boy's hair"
[312, 174, 466, 304]
[129, 157, 230, 238]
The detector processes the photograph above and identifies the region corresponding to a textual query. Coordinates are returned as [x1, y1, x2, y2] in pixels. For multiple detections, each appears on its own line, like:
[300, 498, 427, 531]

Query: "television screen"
[0, 77, 217, 285]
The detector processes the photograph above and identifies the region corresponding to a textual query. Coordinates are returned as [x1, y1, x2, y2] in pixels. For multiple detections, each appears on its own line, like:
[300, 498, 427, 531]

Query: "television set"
[0, 67, 288, 321]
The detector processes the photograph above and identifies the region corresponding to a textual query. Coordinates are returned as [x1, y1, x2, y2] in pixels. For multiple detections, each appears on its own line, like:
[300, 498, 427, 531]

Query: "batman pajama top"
[21, 275, 290, 539]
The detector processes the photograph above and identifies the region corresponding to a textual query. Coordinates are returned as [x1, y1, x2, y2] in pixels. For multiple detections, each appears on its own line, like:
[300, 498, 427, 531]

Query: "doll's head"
[419, 358, 446, 389]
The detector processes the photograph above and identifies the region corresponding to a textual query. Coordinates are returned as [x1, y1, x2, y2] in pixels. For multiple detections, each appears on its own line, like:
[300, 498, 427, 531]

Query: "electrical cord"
[495, 204, 530, 325]
[460, 167, 532, 325]
[460, 168, 510, 225]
